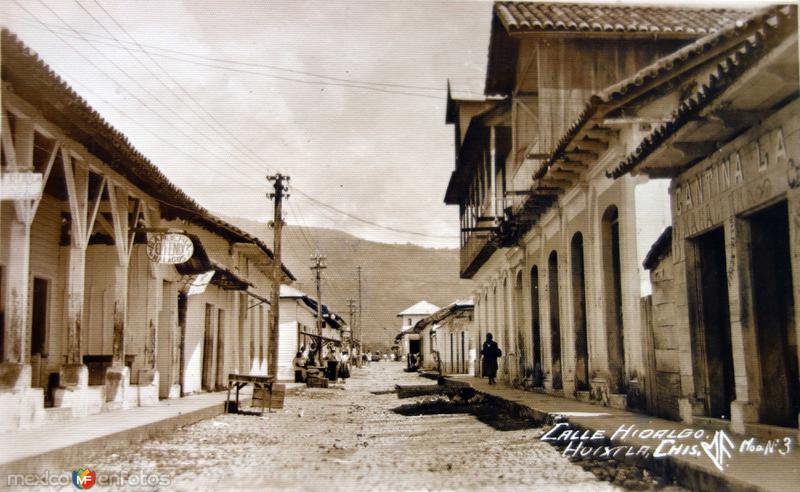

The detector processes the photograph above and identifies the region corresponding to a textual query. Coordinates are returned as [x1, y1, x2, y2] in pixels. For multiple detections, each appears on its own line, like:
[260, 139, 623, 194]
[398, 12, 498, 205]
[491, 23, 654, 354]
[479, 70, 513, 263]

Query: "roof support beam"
[672, 140, 720, 159]
[573, 138, 608, 153]
[708, 108, 770, 128]
[563, 151, 597, 164]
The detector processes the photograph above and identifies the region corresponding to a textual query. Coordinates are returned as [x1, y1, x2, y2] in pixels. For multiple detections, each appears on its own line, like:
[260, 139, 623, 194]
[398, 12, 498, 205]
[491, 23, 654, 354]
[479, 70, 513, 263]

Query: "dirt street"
[81, 362, 618, 491]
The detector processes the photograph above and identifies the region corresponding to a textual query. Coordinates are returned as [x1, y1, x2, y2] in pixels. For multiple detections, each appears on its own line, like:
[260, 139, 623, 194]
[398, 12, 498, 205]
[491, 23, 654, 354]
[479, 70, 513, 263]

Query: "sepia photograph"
[0, 0, 798, 490]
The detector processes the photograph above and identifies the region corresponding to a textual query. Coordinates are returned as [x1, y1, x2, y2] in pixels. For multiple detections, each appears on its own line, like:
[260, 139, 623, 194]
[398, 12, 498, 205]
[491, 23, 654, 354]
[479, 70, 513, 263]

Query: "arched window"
[571, 232, 589, 391]
[530, 265, 542, 386]
[602, 205, 625, 392]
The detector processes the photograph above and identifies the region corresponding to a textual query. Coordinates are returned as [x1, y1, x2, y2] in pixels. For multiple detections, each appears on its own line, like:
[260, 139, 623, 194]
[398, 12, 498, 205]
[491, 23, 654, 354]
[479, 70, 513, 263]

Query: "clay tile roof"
[495, 2, 747, 36]
[608, 5, 798, 179]
[1, 28, 295, 281]
[533, 5, 792, 181]
[643, 227, 672, 270]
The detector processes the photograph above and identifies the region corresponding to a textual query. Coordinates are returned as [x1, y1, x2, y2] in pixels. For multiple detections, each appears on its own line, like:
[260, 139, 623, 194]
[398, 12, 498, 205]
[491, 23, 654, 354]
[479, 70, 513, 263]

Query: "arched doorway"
[548, 251, 563, 390]
[514, 271, 525, 380]
[502, 276, 510, 380]
[571, 232, 589, 391]
[530, 265, 543, 386]
[602, 205, 625, 393]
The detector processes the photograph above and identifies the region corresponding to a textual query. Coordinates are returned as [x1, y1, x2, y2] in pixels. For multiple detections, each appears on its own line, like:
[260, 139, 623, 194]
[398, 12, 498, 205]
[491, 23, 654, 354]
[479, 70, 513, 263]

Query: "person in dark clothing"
[480, 333, 502, 385]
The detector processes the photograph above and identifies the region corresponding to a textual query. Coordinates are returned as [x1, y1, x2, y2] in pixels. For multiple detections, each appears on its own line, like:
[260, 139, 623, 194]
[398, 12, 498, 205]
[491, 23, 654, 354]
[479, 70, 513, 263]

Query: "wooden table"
[226, 374, 274, 415]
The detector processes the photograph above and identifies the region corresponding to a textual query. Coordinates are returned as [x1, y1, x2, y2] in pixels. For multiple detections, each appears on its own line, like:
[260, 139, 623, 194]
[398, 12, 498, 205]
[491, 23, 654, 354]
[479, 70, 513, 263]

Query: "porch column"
[59, 148, 106, 388]
[137, 206, 161, 406]
[60, 247, 88, 386]
[0, 110, 48, 430]
[1, 217, 32, 376]
[104, 181, 140, 408]
[1, 113, 35, 375]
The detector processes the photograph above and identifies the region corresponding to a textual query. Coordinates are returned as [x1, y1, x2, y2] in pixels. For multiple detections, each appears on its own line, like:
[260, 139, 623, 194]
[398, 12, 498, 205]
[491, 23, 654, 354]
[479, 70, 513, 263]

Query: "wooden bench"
[226, 374, 274, 415]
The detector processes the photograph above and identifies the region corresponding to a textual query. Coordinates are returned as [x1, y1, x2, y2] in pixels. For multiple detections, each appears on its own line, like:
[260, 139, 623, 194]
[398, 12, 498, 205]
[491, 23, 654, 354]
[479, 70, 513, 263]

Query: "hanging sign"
[181, 270, 215, 296]
[146, 233, 193, 264]
[1, 172, 42, 200]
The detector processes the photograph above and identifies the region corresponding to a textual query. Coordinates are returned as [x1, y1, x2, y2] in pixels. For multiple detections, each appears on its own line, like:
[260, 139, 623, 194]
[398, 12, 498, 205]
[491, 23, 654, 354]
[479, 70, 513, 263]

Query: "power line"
[81, 0, 278, 172]
[16, 11, 445, 101]
[293, 189, 460, 239]
[14, 1, 461, 244]
[24, 0, 264, 175]
[14, 15, 474, 95]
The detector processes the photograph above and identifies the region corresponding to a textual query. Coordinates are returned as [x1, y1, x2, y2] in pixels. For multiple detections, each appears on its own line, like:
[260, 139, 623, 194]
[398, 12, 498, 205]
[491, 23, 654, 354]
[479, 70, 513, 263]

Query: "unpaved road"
[80, 362, 619, 491]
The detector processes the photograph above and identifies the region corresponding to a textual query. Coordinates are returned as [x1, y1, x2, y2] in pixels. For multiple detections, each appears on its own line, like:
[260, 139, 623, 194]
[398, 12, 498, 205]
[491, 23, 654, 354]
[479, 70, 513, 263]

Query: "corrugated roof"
[608, 5, 798, 179]
[495, 2, 747, 36]
[1, 28, 295, 281]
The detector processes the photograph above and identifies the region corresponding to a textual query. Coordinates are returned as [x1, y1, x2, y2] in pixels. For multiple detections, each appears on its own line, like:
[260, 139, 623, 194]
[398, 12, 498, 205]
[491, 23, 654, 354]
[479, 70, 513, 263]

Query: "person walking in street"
[480, 333, 502, 385]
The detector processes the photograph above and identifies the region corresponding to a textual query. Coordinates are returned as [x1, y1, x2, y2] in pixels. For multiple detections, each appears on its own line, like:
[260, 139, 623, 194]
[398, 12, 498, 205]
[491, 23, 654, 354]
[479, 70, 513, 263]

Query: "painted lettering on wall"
[673, 126, 792, 218]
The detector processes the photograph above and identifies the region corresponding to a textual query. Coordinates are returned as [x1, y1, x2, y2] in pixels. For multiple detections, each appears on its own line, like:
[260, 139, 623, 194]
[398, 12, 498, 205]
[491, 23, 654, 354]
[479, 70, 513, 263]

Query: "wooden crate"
[306, 377, 328, 388]
[254, 383, 286, 409]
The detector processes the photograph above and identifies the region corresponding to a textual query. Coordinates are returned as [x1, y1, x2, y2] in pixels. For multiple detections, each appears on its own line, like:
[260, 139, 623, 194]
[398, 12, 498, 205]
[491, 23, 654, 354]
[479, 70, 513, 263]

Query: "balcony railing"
[460, 228, 496, 279]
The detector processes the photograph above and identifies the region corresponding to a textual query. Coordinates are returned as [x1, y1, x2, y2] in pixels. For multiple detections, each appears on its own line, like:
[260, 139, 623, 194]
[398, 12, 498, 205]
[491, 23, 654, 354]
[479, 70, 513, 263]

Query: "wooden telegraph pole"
[310, 250, 327, 361]
[357, 266, 363, 354]
[346, 298, 356, 355]
[267, 173, 289, 378]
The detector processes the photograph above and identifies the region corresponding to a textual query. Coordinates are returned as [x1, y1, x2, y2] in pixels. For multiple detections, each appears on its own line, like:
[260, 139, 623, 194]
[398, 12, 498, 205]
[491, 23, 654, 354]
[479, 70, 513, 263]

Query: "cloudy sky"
[1, 0, 769, 248]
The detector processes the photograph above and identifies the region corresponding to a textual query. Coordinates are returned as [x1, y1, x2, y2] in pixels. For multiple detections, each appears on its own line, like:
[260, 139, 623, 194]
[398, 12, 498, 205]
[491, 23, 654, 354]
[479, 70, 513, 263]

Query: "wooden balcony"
[460, 230, 496, 279]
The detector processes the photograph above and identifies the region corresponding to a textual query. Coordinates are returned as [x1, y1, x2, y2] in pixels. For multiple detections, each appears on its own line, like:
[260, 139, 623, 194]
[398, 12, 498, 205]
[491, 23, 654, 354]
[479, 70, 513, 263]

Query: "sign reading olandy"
[0, 172, 43, 200]
[146, 233, 193, 264]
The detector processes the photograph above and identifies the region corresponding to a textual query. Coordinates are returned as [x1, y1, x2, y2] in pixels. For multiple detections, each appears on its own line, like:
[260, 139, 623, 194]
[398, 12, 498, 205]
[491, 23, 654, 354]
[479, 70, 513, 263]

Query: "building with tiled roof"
[609, 5, 799, 431]
[440, 2, 796, 417]
[0, 28, 294, 430]
[486, 2, 750, 96]
[396, 300, 441, 359]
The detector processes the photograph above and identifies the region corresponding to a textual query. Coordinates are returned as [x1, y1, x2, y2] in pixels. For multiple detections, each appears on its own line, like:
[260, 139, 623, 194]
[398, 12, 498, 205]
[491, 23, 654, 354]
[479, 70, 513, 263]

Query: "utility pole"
[346, 298, 356, 351]
[310, 250, 327, 361]
[357, 266, 363, 354]
[267, 173, 289, 378]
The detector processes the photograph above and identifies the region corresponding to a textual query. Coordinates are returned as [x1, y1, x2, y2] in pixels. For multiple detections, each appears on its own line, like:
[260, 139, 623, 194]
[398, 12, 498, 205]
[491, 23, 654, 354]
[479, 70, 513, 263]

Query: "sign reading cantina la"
[671, 106, 799, 247]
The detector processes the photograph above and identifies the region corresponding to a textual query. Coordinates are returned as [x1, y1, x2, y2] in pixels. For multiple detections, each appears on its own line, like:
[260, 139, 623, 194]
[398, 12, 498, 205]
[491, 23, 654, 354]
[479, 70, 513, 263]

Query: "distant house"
[278, 285, 346, 381]
[396, 301, 440, 358]
[413, 299, 475, 375]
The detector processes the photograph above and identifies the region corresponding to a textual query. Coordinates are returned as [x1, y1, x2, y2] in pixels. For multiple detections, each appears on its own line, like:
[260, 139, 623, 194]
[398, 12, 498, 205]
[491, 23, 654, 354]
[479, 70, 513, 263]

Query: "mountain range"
[226, 218, 475, 352]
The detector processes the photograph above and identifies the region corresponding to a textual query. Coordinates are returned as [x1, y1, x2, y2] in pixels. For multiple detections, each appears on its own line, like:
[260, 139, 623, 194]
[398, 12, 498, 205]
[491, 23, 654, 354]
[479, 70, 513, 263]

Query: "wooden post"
[267, 173, 288, 378]
[2, 219, 31, 366]
[105, 181, 140, 407]
[60, 148, 104, 387]
[0, 110, 53, 395]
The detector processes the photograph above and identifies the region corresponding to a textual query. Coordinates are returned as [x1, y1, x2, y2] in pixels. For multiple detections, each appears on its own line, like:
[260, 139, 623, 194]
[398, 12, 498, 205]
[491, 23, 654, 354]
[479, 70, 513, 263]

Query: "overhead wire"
[13, 1, 462, 244]
[76, 0, 281, 173]
[69, 2, 458, 243]
[13, 15, 472, 95]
